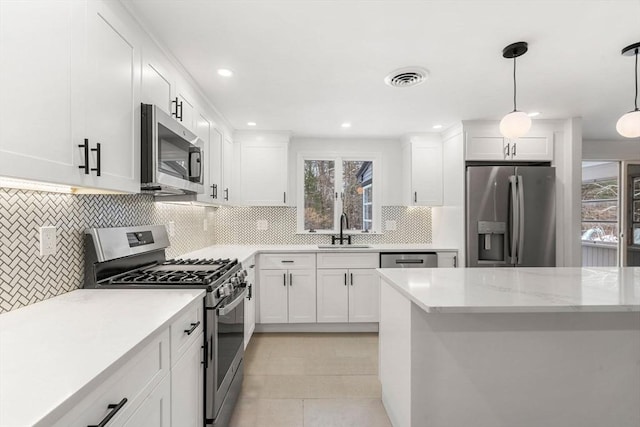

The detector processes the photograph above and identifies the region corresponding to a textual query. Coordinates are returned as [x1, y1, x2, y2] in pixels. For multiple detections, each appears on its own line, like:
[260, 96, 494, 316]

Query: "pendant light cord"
[634, 49, 638, 111]
[513, 56, 517, 112]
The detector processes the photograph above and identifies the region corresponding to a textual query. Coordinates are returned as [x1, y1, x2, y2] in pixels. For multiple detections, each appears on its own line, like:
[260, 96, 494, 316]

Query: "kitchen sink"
[317, 244, 371, 249]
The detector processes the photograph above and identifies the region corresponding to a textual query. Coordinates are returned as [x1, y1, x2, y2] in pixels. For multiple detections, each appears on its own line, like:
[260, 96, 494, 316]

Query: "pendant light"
[616, 42, 640, 138]
[499, 41, 531, 139]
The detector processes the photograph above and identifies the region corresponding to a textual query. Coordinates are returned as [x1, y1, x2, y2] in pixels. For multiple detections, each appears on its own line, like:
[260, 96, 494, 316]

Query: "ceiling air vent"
[384, 67, 430, 88]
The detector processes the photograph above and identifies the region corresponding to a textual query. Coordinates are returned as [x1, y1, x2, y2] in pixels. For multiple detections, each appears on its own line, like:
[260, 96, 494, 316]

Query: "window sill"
[295, 230, 384, 235]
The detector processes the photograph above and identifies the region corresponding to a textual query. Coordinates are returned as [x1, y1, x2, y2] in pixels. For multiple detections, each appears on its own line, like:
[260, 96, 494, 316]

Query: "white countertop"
[0, 288, 205, 427]
[377, 267, 640, 313]
[182, 244, 458, 264]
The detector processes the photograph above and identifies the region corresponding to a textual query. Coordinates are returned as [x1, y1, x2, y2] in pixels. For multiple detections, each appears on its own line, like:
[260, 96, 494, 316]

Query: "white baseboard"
[254, 323, 379, 333]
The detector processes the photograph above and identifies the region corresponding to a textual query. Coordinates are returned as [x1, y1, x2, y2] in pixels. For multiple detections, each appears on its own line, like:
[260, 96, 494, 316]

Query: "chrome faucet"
[332, 212, 352, 245]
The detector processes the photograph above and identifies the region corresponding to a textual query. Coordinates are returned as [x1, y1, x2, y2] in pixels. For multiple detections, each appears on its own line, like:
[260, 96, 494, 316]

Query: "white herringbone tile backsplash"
[0, 189, 215, 313]
[1, 189, 431, 313]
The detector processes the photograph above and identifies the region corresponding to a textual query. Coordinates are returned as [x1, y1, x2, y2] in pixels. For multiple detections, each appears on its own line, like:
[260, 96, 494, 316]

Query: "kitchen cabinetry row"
[255, 251, 457, 326]
[51, 298, 204, 427]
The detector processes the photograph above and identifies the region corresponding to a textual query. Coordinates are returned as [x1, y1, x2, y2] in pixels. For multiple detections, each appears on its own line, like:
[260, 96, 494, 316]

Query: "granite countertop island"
[377, 267, 640, 427]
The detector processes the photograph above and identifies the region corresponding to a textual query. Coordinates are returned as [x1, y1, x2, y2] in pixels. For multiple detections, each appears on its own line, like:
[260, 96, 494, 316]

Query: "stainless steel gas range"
[83, 224, 247, 427]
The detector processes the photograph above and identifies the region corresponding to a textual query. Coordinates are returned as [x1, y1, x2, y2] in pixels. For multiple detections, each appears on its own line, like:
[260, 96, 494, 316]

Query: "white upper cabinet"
[466, 133, 553, 161]
[0, 0, 141, 193]
[141, 49, 176, 116]
[81, 0, 141, 193]
[402, 135, 443, 206]
[237, 131, 290, 206]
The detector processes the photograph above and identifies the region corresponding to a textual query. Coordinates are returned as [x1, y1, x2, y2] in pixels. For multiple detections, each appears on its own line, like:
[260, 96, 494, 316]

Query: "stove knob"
[230, 277, 239, 286]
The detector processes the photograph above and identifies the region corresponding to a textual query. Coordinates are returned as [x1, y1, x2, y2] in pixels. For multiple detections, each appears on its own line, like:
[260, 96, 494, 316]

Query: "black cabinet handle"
[224, 188, 229, 201]
[505, 143, 510, 158]
[344, 273, 347, 286]
[414, 192, 417, 203]
[211, 184, 217, 199]
[79, 139, 90, 174]
[172, 97, 183, 121]
[283, 273, 286, 286]
[247, 283, 252, 300]
[184, 321, 200, 335]
[281, 260, 294, 263]
[350, 273, 353, 286]
[91, 143, 101, 176]
[284, 192, 286, 204]
[512, 143, 517, 157]
[453, 255, 457, 268]
[88, 398, 127, 427]
[289, 273, 292, 286]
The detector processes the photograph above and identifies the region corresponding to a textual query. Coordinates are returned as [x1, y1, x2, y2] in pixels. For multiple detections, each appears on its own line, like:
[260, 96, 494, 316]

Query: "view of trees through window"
[303, 158, 373, 231]
[581, 178, 618, 243]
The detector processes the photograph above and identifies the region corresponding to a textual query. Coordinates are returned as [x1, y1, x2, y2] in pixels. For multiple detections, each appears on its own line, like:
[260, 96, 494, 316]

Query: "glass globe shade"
[616, 110, 640, 138]
[499, 111, 532, 139]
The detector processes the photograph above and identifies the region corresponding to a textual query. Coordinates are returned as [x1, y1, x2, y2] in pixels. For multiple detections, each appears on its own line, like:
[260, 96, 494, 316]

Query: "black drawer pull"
[350, 273, 353, 286]
[281, 260, 294, 263]
[184, 321, 200, 335]
[395, 259, 424, 264]
[78, 139, 90, 174]
[91, 142, 101, 176]
[88, 398, 127, 427]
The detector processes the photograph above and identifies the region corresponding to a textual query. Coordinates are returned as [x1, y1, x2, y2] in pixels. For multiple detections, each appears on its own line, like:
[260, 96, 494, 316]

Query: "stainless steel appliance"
[141, 104, 204, 196]
[84, 225, 247, 427]
[466, 165, 556, 267]
[380, 252, 438, 268]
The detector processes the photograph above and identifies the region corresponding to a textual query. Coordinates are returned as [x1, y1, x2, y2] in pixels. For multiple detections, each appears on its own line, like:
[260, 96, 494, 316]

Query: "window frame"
[297, 151, 382, 234]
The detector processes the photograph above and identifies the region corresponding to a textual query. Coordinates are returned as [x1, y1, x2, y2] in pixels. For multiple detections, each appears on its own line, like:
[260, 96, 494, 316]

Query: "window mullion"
[334, 157, 343, 233]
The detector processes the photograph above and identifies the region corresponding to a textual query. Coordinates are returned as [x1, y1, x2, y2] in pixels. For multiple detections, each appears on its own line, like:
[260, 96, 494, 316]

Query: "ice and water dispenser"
[477, 221, 506, 262]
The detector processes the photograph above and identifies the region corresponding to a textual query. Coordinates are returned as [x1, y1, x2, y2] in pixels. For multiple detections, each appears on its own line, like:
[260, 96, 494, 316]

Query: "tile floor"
[229, 333, 392, 427]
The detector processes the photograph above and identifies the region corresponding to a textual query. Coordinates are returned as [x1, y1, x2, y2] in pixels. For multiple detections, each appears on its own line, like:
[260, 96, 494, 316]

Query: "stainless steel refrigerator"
[466, 165, 556, 267]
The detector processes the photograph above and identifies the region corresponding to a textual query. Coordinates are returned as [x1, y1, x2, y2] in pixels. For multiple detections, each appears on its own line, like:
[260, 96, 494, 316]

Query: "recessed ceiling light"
[247, 122, 256, 126]
[341, 122, 351, 128]
[527, 111, 540, 117]
[432, 124, 443, 129]
[217, 68, 234, 77]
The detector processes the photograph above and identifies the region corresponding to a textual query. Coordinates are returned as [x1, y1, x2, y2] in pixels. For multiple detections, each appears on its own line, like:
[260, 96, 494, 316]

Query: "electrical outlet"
[257, 220, 268, 231]
[39, 226, 56, 257]
[168, 221, 176, 237]
[203, 219, 208, 231]
[385, 220, 397, 231]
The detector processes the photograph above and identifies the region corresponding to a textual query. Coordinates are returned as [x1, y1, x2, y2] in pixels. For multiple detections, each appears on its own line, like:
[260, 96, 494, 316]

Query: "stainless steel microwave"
[141, 103, 204, 195]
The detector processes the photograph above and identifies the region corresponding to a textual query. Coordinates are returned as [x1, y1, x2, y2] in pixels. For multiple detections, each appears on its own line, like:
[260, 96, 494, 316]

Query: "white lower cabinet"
[171, 332, 204, 427]
[120, 376, 171, 427]
[316, 268, 379, 323]
[437, 251, 458, 268]
[244, 257, 257, 348]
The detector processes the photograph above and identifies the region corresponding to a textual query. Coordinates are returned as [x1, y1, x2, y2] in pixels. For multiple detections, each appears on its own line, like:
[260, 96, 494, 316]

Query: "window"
[298, 154, 380, 233]
[581, 177, 618, 243]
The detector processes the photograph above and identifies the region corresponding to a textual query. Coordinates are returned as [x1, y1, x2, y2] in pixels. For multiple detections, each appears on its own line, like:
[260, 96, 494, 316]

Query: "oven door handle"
[217, 288, 248, 316]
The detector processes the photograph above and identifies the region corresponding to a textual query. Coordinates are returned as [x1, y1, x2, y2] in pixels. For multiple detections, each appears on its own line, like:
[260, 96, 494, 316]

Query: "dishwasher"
[379, 252, 438, 268]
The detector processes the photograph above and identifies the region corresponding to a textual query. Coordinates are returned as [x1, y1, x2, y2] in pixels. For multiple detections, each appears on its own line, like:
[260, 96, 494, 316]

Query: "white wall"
[583, 139, 640, 161]
[287, 137, 404, 206]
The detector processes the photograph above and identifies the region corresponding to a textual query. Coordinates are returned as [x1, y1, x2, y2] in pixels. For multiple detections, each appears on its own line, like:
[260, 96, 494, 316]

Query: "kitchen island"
[377, 267, 640, 427]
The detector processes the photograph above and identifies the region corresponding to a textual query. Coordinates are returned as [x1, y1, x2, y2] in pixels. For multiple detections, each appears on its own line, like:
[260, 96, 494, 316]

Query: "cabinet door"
[258, 269, 288, 323]
[465, 136, 507, 161]
[119, 376, 171, 427]
[208, 127, 224, 202]
[510, 135, 553, 161]
[411, 141, 443, 206]
[288, 270, 317, 323]
[141, 51, 175, 116]
[348, 269, 380, 322]
[244, 260, 256, 348]
[221, 136, 234, 203]
[240, 141, 288, 206]
[0, 0, 83, 186]
[436, 252, 458, 268]
[83, 0, 141, 192]
[171, 333, 204, 427]
[316, 269, 349, 323]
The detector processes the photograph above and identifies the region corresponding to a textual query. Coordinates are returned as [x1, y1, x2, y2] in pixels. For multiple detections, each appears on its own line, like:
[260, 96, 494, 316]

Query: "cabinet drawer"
[52, 328, 170, 427]
[170, 299, 204, 365]
[317, 252, 378, 269]
[260, 253, 316, 270]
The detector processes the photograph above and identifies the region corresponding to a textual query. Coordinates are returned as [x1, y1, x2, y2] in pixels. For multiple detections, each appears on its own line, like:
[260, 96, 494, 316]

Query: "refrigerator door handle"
[509, 175, 519, 265]
[517, 175, 525, 264]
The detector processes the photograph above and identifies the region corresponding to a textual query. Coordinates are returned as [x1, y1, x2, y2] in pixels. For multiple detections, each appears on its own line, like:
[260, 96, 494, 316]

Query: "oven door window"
[217, 298, 244, 389]
[157, 122, 200, 181]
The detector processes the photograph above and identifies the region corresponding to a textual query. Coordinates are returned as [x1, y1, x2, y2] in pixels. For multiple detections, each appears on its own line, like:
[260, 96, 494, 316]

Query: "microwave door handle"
[508, 175, 518, 265]
[189, 150, 202, 181]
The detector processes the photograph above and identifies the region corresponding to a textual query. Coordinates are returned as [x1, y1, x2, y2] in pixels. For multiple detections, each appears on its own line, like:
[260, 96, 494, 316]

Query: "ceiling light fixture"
[499, 41, 531, 139]
[217, 68, 234, 77]
[341, 122, 351, 128]
[432, 125, 443, 129]
[616, 42, 640, 138]
[247, 122, 256, 126]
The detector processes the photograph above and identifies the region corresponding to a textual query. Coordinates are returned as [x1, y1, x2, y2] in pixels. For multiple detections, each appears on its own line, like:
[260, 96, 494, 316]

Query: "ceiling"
[126, 0, 640, 140]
